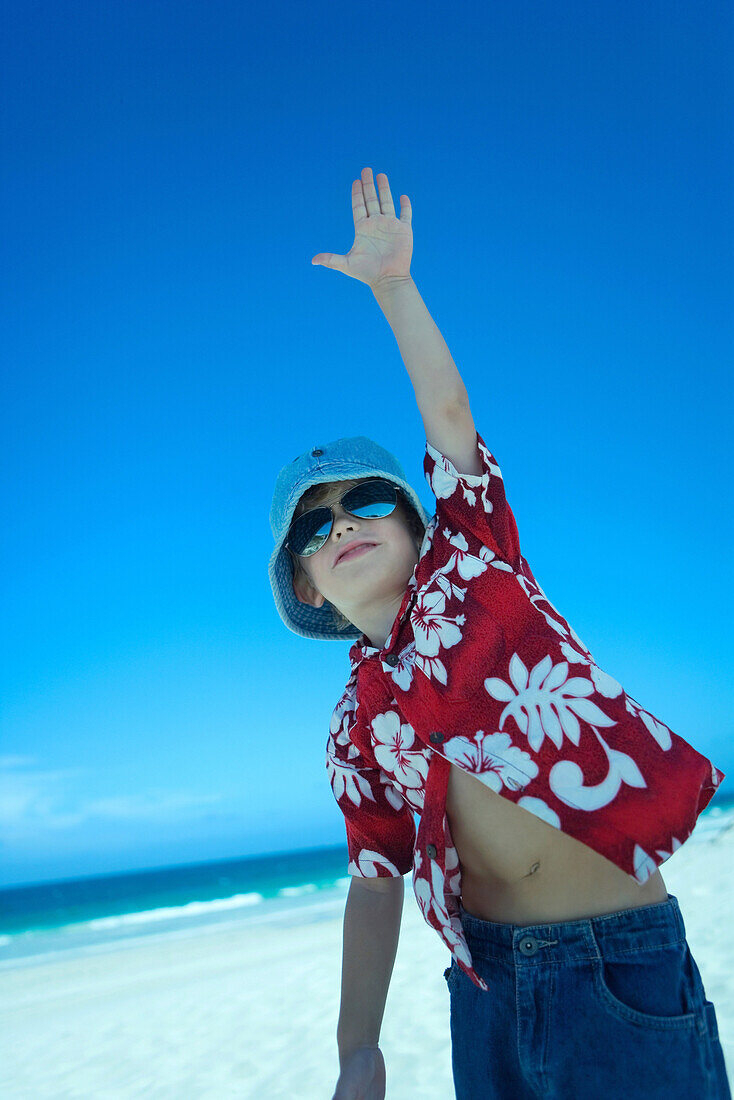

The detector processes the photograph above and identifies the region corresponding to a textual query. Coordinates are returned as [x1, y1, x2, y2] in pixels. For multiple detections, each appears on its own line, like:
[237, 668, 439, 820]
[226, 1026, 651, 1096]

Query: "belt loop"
[588, 921, 604, 962]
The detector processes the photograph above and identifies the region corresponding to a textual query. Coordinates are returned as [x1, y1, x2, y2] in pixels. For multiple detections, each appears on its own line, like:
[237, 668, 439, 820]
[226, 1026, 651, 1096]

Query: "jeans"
[443, 892, 730, 1099]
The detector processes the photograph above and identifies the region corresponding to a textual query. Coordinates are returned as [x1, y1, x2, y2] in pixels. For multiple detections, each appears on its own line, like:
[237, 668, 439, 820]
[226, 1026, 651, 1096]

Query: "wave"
[1, 875, 355, 952]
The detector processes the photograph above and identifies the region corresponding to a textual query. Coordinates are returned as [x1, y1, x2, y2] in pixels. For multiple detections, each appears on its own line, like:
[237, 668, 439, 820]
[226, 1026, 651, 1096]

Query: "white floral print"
[370, 711, 430, 790]
[327, 429, 725, 993]
[442, 729, 538, 792]
[485, 652, 616, 752]
[348, 850, 401, 877]
[548, 727, 646, 812]
[325, 749, 377, 808]
[413, 587, 465, 670]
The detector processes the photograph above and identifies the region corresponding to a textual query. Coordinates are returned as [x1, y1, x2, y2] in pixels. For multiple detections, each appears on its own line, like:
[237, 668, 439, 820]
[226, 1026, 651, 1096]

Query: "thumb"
[311, 252, 347, 273]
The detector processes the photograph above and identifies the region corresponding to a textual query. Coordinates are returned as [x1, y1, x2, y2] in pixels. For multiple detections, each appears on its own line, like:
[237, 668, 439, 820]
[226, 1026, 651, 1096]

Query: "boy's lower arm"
[372, 276, 471, 420]
[336, 876, 404, 1065]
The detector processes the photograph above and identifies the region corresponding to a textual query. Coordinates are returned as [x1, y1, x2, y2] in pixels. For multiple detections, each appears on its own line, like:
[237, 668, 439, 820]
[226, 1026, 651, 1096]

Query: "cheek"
[388, 518, 417, 554]
[308, 556, 332, 589]
[295, 556, 316, 588]
[304, 561, 321, 587]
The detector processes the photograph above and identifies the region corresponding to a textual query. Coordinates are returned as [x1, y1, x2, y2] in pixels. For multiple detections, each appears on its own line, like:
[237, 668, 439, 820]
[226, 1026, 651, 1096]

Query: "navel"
[524, 861, 541, 878]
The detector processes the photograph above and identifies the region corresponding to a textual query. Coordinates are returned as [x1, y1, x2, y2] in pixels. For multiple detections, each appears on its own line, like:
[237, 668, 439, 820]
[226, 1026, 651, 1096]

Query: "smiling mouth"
[336, 543, 377, 565]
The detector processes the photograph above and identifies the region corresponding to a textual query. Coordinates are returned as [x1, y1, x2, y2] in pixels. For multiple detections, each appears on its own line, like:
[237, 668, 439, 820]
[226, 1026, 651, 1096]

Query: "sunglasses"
[286, 478, 401, 558]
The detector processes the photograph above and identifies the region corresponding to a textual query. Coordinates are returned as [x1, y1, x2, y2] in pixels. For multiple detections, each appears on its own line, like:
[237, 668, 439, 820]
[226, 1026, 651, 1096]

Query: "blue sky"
[2, 1, 732, 888]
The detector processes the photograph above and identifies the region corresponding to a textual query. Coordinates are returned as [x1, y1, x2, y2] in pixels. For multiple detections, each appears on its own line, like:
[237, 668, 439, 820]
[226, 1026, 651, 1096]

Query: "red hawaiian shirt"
[325, 429, 726, 992]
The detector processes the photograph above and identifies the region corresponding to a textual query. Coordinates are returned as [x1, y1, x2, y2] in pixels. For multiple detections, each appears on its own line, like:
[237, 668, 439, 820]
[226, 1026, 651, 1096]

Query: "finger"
[375, 171, 395, 216]
[399, 193, 412, 225]
[360, 166, 380, 216]
[351, 179, 367, 226]
[311, 252, 346, 272]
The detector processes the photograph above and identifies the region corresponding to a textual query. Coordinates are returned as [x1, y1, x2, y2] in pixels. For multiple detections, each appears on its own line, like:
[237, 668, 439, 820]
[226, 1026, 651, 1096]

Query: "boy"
[267, 168, 730, 1099]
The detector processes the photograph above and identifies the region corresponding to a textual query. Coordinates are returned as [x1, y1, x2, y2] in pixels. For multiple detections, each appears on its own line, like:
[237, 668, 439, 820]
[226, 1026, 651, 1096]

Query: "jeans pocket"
[592, 940, 702, 1031]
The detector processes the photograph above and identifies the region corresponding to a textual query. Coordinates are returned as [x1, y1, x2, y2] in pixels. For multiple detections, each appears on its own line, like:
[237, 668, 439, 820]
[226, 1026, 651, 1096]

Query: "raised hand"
[312, 167, 413, 289]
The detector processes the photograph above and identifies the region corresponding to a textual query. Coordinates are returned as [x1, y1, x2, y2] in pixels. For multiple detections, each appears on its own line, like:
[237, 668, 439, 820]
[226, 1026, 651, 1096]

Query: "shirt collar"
[348, 572, 419, 672]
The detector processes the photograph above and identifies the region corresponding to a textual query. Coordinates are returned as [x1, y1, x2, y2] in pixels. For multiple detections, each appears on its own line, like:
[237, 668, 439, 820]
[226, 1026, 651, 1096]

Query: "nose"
[331, 506, 361, 537]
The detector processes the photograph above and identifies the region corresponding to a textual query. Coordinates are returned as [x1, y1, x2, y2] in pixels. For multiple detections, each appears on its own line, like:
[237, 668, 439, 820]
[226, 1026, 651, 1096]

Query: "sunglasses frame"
[286, 478, 401, 559]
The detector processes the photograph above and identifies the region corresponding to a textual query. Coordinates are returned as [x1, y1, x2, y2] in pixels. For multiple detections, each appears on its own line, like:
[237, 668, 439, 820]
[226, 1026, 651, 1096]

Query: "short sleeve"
[326, 736, 415, 878]
[423, 428, 522, 572]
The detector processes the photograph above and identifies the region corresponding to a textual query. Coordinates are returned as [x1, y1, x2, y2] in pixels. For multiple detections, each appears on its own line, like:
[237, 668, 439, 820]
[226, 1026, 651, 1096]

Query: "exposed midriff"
[445, 761, 668, 925]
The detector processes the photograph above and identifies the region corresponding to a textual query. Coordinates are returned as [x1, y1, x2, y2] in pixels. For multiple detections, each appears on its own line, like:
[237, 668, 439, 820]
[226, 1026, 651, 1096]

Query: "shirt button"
[428, 731, 444, 744]
[311, 448, 323, 457]
[506, 777, 521, 790]
[427, 843, 437, 858]
[383, 653, 399, 667]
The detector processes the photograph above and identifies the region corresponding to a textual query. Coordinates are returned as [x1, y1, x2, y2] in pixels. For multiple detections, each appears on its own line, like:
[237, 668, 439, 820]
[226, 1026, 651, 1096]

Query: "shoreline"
[0, 883, 351, 972]
[1, 829, 732, 1098]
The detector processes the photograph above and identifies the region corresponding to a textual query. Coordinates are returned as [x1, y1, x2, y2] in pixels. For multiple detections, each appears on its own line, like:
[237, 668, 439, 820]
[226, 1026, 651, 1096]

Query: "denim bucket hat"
[268, 435, 433, 641]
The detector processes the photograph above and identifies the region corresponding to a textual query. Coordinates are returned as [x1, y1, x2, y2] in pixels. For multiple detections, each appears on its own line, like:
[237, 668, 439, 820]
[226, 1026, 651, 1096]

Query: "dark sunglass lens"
[343, 480, 397, 518]
[289, 507, 331, 556]
[288, 481, 398, 557]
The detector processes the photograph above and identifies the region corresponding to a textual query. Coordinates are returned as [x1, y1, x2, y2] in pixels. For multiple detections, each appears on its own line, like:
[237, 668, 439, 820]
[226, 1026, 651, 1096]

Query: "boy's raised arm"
[312, 166, 483, 478]
[371, 275, 483, 477]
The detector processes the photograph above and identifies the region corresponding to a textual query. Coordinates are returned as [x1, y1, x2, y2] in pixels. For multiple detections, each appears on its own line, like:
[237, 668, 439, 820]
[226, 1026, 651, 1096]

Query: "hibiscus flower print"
[412, 588, 466, 686]
[485, 652, 616, 752]
[441, 529, 488, 583]
[382, 642, 417, 691]
[442, 729, 538, 791]
[370, 710, 431, 790]
[382, 772, 425, 814]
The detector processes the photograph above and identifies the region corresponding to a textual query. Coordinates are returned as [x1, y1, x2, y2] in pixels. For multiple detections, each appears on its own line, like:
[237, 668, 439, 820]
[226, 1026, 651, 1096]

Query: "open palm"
[312, 167, 413, 288]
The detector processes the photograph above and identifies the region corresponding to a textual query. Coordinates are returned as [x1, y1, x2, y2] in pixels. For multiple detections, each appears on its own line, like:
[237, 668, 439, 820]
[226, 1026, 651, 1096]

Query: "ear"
[292, 567, 326, 609]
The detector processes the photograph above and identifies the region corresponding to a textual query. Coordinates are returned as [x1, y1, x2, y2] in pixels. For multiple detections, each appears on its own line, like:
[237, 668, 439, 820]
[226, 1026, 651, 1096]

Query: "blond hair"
[287, 478, 425, 632]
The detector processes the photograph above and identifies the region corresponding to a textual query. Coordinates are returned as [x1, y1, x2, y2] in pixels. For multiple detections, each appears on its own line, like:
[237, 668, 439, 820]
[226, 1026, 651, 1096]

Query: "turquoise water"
[2, 797, 732, 967]
[0, 843, 354, 965]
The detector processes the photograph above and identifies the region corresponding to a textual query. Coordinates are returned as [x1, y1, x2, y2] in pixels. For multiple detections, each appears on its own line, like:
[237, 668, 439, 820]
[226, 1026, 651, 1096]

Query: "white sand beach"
[1, 828, 732, 1099]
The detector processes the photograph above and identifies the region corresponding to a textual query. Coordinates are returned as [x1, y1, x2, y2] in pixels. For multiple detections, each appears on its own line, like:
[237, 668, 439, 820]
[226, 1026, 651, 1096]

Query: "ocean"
[2, 798, 733, 969]
[0, 843, 354, 967]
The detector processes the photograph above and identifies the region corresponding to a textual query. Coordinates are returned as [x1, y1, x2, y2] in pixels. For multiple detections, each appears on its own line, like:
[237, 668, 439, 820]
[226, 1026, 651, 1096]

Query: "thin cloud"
[0, 759, 223, 836]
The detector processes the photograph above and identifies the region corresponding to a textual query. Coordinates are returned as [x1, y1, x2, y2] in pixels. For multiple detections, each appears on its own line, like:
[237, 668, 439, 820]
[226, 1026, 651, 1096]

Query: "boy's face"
[291, 477, 420, 627]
